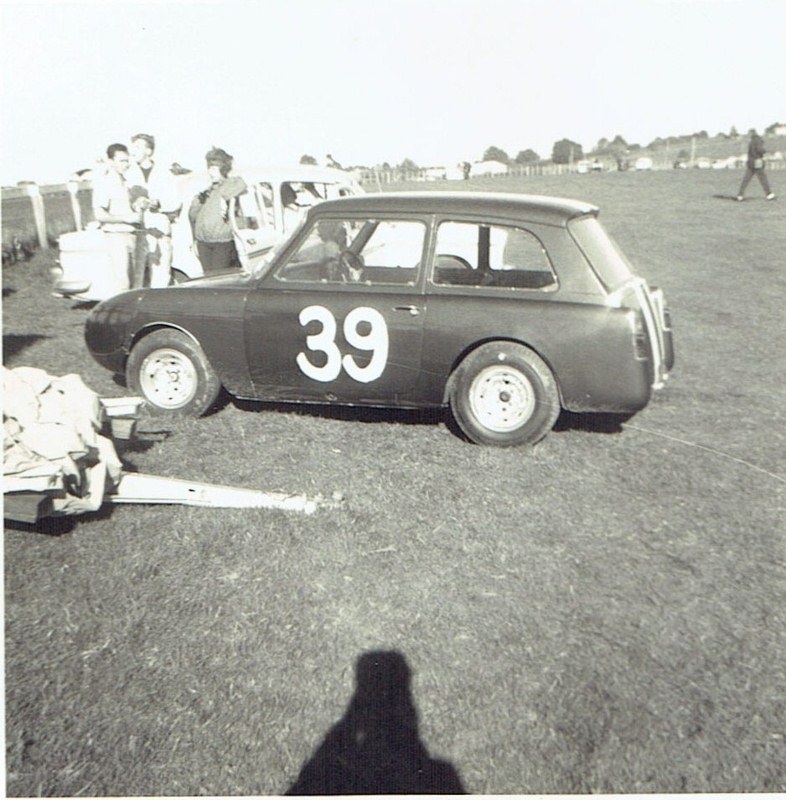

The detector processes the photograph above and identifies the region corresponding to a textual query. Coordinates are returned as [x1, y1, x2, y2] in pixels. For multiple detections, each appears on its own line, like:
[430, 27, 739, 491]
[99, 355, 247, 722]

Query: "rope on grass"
[622, 422, 786, 486]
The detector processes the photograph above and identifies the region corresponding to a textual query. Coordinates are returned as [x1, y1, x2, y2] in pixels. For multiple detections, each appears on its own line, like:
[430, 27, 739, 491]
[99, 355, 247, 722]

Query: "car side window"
[275, 218, 425, 286]
[433, 221, 556, 289]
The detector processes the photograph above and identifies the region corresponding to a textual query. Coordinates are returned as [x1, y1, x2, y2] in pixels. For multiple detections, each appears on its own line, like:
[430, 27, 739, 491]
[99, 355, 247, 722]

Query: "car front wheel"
[126, 329, 221, 416]
[449, 342, 560, 446]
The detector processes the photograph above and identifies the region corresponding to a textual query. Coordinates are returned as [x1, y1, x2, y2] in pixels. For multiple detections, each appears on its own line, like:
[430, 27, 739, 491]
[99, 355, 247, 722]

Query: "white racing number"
[296, 305, 389, 383]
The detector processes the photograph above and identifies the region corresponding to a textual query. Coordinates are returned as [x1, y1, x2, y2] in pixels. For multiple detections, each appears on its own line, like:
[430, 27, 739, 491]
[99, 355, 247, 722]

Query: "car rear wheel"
[449, 342, 560, 446]
[126, 329, 221, 417]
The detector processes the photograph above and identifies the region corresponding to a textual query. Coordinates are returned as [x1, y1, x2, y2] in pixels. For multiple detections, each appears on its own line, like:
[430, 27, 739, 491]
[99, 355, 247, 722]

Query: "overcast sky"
[1, 0, 785, 185]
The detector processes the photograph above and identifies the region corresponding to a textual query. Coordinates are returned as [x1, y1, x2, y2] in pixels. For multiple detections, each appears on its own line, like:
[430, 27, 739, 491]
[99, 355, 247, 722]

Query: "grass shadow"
[113, 429, 172, 458]
[553, 410, 633, 435]
[3, 501, 116, 536]
[2, 333, 50, 360]
[232, 397, 446, 427]
[286, 650, 466, 795]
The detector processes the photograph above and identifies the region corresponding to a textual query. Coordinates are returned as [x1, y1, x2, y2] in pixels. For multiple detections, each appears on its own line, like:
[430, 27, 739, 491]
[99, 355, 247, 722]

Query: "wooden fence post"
[26, 183, 49, 249]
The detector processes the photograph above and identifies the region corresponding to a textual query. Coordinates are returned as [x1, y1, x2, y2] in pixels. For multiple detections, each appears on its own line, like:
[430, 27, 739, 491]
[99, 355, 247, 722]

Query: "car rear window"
[569, 216, 635, 290]
[432, 221, 556, 290]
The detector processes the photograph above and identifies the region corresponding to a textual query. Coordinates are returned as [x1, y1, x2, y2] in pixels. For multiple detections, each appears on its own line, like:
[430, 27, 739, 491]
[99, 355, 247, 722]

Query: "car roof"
[305, 191, 599, 226]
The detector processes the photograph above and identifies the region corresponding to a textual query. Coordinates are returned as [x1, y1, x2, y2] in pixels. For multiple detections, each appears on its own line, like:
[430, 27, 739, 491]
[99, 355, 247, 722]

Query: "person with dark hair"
[127, 132, 181, 287]
[281, 182, 305, 233]
[737, 129, 776, 201]
[188, 147, 247, 272]
[92, 143, 144, 294]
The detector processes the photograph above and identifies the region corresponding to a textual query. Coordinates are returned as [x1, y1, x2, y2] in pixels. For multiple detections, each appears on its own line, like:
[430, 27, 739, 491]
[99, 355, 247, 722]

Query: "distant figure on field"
[92, 143, 144, 294]
[737, 129, 776, 201]
[188, 147, 247, 273]
[127, 133, 181, 288]
[462, 161, 471, 180]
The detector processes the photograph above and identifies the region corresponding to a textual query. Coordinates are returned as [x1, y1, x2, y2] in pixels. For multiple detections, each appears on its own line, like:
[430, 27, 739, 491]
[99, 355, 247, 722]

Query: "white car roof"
[175, 165, 360, 198]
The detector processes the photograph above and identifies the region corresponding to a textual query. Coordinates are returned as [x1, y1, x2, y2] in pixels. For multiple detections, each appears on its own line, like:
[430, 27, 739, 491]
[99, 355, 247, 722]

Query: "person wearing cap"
[127, 133, 182, 288]
[188, 147, 247, 273]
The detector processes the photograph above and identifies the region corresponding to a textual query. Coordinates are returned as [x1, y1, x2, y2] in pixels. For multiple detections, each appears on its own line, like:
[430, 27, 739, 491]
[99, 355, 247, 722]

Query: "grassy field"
[3, 168, 785, 795]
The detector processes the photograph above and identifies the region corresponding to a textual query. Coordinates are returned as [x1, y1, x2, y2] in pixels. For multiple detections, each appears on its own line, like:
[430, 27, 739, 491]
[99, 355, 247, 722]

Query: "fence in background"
[359, 158, 786, 187]
[4, 161, 784, 254]
[2, 181, 93, 251]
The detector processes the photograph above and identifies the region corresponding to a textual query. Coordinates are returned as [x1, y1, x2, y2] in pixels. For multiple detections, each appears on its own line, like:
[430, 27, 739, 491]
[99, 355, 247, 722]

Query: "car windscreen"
[568, 215, 635, 290]
[249, 216, 309, 278]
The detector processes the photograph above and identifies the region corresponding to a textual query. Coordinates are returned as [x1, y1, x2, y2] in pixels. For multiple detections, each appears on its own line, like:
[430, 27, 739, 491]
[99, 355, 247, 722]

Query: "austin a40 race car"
[85, 192, 674, 447]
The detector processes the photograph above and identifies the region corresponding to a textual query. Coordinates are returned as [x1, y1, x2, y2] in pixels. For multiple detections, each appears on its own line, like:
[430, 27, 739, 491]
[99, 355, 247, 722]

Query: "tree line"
[299, 121, 783, 172]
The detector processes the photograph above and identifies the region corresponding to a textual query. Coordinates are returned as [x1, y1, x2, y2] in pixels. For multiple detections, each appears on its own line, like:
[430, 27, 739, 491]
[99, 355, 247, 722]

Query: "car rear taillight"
[626, 310, 649, 360]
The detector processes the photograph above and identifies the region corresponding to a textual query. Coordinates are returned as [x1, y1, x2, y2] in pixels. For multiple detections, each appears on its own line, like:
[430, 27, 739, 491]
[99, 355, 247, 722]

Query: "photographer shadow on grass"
[287, 650, 466, 795]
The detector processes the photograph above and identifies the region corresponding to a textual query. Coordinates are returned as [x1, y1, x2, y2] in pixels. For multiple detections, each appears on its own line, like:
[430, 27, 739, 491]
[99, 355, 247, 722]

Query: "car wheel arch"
[128, 322, 202, 354]
[442, 337, 564, 407]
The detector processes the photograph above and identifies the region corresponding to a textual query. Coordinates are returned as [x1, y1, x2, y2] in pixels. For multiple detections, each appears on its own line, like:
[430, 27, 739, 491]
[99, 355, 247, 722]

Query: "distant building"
[472, 160, 508, 176]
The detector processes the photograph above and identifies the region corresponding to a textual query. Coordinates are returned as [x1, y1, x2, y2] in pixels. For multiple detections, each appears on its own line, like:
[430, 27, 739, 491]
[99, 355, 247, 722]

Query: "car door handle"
[394, 304, 420, 316]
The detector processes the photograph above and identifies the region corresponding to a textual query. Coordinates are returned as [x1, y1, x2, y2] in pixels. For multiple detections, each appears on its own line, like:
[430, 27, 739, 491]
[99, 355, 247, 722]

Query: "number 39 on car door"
[243, 217, 427, 402]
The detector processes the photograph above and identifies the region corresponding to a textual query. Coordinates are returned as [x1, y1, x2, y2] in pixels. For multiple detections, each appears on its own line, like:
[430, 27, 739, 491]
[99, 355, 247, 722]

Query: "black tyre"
[126, 329, 221, 416]
[449, 342, 560, 446]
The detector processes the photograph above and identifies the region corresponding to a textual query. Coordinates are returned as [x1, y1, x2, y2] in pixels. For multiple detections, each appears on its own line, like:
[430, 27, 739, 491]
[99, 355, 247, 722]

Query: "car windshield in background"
[569, 216, 635, 290]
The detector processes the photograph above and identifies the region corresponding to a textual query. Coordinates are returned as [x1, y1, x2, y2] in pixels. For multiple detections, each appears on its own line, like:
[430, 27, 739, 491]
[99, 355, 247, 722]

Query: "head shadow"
[287, 650, 465, 795]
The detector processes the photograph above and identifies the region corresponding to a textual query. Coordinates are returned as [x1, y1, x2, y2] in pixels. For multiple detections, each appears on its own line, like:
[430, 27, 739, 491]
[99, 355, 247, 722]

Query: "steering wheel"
[338, 250, 365, 282]
[436, 254, 473, 270]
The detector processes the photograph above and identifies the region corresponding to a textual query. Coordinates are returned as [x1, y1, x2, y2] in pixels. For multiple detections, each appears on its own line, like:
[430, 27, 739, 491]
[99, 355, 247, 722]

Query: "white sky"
[1, 0, 785, 185]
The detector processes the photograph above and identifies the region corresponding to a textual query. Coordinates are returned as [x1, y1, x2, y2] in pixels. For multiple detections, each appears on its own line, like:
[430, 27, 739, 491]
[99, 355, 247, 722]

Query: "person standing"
[92, 143, 144, 295]
[127, 133, 181, 287]
[188, 147, 247, 273]
[737, 129, 776, 201]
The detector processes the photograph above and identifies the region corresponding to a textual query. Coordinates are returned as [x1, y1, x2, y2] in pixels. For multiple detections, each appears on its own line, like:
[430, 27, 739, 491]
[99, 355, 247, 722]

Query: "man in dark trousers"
[737, 129, 776, 201]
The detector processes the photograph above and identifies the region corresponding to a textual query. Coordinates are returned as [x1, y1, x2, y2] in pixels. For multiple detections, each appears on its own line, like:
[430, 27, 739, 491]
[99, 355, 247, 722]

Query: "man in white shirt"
[127, 133, 182, 287]
[92, 143, 143, 295]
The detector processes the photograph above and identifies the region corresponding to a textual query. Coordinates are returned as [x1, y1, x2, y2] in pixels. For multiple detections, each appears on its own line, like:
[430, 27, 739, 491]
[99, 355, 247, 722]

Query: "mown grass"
[3, 168, 786, 795]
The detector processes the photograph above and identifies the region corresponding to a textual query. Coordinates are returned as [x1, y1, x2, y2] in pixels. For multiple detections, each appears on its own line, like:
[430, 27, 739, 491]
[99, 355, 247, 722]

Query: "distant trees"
[483, 146, 510, 163]
[398, 158, 419, 172]
[551, 138, 583, 164]
[514, 149, 540, 164]
[299, 154, 318, 165]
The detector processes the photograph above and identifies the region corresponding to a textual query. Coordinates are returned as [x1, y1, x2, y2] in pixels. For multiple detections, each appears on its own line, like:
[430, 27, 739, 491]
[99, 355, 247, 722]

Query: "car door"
[229, 182, 279, 269]
[243, 216, 428, 404]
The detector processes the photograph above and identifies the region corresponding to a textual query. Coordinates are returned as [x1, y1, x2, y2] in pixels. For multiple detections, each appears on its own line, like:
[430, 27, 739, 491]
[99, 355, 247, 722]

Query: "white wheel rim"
[468, 364, 536, 432]
[138, 348, 198, 409]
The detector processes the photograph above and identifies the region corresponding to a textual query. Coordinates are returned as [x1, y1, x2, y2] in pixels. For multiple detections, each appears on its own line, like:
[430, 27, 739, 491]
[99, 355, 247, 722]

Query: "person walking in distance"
[188, 147, 247, 273]
[92, 143, 144, 295]
[737, 129, 776, 201]
[127, 133, 181, 287]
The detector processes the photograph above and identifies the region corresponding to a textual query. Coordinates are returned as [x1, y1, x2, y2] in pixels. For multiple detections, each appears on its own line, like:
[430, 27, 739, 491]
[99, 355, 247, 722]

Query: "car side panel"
[91, 284, 252, 396]
[418, 294, 653, 413]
